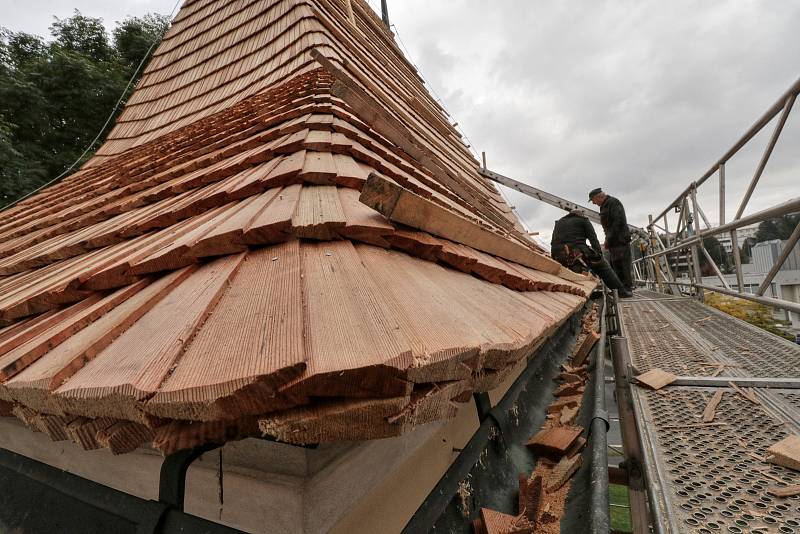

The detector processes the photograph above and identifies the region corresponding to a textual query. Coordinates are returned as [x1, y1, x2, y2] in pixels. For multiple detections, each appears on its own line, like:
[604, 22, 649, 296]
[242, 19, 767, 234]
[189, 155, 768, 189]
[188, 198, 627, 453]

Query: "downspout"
[589, 293, 611, 533]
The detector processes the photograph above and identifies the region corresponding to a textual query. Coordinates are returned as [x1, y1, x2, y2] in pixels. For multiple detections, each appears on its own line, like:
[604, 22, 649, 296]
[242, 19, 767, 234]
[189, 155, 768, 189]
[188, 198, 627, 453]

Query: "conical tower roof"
[0, 0, 594, 453]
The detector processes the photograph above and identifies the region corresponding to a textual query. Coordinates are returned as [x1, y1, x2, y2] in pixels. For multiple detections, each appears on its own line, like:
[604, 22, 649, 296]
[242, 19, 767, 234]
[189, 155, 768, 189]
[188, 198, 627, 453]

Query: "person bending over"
[551, 210, 632, 297]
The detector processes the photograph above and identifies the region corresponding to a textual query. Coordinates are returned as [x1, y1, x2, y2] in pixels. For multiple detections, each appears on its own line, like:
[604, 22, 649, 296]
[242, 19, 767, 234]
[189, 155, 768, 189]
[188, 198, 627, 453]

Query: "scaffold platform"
[614, 289, 800, 534]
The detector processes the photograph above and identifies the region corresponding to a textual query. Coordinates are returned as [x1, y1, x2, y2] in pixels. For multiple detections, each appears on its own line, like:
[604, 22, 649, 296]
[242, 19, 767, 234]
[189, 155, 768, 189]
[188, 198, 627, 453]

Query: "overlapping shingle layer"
[0, 0, 595, 454]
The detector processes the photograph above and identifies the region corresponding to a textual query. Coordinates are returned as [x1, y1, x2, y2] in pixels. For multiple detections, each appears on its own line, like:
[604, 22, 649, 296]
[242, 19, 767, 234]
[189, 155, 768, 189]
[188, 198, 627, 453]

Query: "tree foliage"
[756, 213, 800, 242]
[0, 11, 170, 205]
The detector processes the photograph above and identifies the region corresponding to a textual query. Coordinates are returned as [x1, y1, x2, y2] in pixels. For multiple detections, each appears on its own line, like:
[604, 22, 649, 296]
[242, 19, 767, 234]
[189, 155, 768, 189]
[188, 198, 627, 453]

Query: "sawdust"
[457, 479, 474, 517]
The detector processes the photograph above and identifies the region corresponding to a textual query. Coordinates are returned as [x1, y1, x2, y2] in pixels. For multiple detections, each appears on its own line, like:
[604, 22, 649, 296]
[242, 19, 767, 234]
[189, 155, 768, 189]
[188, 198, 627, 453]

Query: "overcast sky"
[4, 0, 799, 242]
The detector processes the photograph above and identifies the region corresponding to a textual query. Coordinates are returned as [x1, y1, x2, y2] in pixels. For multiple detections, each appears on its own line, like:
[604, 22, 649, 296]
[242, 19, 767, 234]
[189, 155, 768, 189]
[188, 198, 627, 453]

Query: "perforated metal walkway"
[618, 290, 800, 534]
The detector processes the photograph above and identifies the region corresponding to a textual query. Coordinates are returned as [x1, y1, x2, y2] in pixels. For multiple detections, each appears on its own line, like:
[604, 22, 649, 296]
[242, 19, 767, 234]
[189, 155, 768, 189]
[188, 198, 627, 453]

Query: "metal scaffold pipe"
[589, 295, 610, 534]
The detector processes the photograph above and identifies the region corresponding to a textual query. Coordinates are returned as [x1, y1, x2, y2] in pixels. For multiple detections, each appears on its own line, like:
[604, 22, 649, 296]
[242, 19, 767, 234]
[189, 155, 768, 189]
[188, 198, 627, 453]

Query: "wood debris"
[527, 426, 584, 460]
[553, 382, 585, 397]
[766, 435, 800, 472]
[728, 381, 759, 404]
[559, 405, 580, 426]
[546, 454, 583, 492]
[702, 390, 724, 422]
[634, 368, 677, 390]
[547, 395, 581, 414]
[572, 331, 600, 367]
[768, 484, 800, 498]
[518, 474, 543, 523]
[476, 508, 535, 534]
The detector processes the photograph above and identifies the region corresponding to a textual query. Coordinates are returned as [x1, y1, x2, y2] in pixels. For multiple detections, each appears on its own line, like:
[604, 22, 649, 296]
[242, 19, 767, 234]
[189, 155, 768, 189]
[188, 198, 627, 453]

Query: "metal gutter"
[403, 312, 586, 533]
[0, 447, 245, 534]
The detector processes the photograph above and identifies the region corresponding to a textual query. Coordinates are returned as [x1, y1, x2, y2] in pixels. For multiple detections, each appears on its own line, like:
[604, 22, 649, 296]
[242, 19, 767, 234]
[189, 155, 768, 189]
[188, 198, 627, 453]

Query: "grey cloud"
[390, 0, 800, 239]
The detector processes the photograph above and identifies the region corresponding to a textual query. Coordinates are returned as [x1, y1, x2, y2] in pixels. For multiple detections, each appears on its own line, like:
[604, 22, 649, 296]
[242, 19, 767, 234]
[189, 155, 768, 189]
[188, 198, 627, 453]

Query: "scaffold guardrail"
[634, 76, 800, 315]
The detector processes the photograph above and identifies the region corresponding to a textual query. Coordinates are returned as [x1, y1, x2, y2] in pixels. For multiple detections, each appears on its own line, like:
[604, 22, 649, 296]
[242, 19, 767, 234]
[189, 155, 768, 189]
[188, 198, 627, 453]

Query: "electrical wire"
[0, 0, 183, 213]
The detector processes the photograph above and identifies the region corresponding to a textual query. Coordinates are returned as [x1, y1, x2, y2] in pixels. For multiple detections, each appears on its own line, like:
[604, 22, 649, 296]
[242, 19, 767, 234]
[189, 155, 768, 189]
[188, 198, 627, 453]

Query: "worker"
[589, 188, 633, 294]
[551, 210, 632, 297]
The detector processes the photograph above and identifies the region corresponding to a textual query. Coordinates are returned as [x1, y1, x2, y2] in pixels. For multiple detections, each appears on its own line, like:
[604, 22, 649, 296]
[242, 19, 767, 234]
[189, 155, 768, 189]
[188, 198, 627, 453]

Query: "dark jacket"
[551, 212, 602, 254]
[600, 196, 631, 246]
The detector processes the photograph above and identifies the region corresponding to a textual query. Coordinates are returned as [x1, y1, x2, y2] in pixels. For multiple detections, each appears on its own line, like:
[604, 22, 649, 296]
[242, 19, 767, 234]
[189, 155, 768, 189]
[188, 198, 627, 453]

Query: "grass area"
[705, 292, 795, 341]
[609, 484, 632, 533]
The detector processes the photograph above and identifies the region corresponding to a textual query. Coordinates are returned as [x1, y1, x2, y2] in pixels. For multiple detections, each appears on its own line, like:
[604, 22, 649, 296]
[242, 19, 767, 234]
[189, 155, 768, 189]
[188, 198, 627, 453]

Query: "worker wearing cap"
[589, 188, 633, 293]
[551, 210, 631, 297]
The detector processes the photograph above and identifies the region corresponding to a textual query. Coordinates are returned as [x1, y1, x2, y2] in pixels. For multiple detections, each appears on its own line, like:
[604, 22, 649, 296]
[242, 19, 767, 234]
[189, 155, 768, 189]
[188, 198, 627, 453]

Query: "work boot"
[619, 290, 633, 298]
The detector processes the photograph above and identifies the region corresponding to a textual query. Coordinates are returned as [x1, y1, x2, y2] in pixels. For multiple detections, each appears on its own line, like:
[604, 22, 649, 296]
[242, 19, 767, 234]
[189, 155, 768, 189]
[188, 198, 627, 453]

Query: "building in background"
[700, 238, 800, 335]
[717, 223, 761, 254]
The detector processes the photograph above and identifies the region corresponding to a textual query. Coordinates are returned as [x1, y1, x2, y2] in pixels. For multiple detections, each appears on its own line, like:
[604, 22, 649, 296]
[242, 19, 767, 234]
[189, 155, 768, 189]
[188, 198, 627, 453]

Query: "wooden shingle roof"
[0, 0, 595, 454]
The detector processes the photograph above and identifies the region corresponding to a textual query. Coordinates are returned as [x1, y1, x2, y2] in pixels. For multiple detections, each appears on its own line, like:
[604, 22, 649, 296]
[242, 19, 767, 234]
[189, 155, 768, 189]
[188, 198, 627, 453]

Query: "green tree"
[0, 11, 170, 205]
[113, 14, 171, 77]
[756, 214, 800, 242]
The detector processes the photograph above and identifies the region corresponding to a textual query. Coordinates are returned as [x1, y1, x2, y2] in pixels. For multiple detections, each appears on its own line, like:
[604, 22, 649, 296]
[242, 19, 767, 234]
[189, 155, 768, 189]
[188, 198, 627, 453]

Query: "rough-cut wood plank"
[96, 421, 155, 455]
[360, 174, 561, 274]
[546, 453, 582, 492]
[4, 269, 195, 414]
[65, 417, 115, 450]
[702, 390, 724, 423]
[0, 282, 150, 382]
[357, 244, 550, 381]
[547, 395, 581, 414]
[573, 331, 599, 367]
[185, 193, 275, 258]
[34, 414, 74, 442]
[129, 203, 240, 275]
[559, 404, 580, 426]
[635, 369, 677, 391]
[153, 417, 260, 454]
[527, 426, 583, 460]
[146, 243, 306, 421]
[518, 474, 543, 523]
[291, 185, 346, 240]
[332, 153, 369, 188]
[0, 309, 67, 355]
[768, 484, 800, 497]
[51, 255, 245, 420]
[436, 239, 479, 273]
[479, 508, 534, 534]
[259, 397, 409, 445]
[336, 187, 394, 247]
[299, 150, 337, 184]
[388, 229, 443, 262]
[554, 382, 585, 397]
[262, 150, 306, 187]
[283, 241, 413, 400]
[243, 184, 301, 244]
[11, 404, 41, 429]
[766, 435, 800, 472]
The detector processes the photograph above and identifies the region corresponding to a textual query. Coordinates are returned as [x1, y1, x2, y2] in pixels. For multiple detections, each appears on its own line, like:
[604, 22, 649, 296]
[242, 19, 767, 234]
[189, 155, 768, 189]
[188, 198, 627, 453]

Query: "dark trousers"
[609, 243, 633, 291]
[552, 245, 625, 291]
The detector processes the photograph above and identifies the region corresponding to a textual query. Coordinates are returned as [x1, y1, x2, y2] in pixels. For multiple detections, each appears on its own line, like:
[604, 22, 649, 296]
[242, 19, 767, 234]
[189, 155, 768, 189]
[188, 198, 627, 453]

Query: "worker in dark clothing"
[551, 210, 631, 297]
[590, 188, 634, 293]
